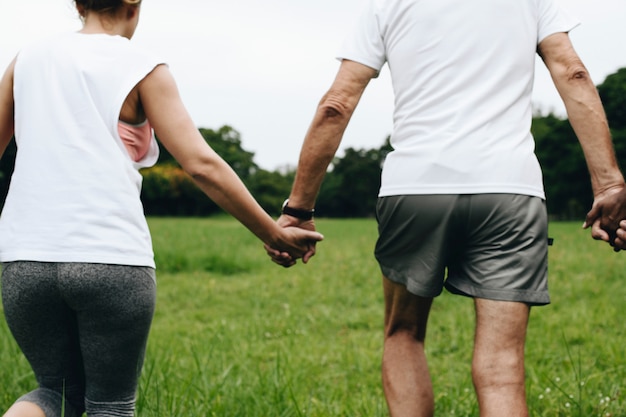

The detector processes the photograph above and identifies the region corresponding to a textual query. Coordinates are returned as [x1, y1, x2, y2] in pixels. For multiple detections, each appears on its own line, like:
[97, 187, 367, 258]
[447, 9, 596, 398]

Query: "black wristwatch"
[281, 199, 315, 220]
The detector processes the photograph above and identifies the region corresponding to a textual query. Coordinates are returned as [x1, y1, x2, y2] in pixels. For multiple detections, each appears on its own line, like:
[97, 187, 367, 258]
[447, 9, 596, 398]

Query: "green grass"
[0, 218, 624, 416]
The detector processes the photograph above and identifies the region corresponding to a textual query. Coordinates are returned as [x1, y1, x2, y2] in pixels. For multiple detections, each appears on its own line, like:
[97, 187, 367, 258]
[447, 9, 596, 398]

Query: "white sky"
[1, 0, 625, 170]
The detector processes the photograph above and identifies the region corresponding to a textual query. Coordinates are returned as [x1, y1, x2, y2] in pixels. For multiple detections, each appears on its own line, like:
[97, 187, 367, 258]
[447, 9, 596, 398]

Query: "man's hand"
[264, 215, 319, 267]
[583, 185, 626, 248]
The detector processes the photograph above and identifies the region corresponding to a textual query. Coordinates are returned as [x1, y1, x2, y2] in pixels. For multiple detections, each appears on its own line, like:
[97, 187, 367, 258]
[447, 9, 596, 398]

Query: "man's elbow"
[321, 105, 342, 119]
[553, 60, 598, 103]
[556, 56, 592, 84]
[568, 65, 591, 83]
[318, 91, 355, 121]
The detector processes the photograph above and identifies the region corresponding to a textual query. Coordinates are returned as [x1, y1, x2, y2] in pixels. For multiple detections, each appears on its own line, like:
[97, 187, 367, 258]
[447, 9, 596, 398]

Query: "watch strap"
[281, 200, 315, 220]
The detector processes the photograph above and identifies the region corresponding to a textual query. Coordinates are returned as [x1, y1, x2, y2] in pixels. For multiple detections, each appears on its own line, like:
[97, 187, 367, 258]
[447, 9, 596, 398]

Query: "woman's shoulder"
[20, 32, 159, 65]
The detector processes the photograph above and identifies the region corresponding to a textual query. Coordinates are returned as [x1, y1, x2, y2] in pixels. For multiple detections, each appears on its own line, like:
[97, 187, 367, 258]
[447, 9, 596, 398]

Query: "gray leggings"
[1, 262, 156, 417]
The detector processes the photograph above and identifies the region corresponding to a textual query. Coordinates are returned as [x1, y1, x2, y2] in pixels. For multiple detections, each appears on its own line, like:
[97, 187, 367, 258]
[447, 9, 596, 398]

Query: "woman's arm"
[138, 65, 322, 259]
[0, 58, 16, 159]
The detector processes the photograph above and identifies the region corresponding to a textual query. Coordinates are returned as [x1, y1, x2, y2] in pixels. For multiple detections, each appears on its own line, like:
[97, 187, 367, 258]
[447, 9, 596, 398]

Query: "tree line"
[1, 67, 625, 219]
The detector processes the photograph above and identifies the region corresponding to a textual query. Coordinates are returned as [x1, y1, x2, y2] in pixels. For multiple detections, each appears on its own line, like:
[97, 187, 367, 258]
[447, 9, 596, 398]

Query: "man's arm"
[287, 59, 378, 210]
[538, 32, 626, 243]
[0, 58, 16, 159]
[266, 60, 377, 266]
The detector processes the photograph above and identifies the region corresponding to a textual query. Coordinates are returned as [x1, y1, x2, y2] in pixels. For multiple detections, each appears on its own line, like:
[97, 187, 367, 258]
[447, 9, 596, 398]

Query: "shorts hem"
[381, 267, 443, 298]
[444, 281, 550, 306]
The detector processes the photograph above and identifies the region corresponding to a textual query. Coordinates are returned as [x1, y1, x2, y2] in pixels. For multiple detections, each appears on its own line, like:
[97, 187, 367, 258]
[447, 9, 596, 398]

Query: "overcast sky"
[1, 0, 625, 170]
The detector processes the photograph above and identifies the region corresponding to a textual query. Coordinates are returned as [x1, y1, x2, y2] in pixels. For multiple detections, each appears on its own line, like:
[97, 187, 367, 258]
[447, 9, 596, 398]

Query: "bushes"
[140, 164, 292, 217]
[140, 164, 220, 216]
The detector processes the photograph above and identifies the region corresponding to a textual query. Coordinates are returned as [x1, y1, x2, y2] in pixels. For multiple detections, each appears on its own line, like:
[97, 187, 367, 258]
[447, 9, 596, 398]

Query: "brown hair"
[75, 0, 141, 16]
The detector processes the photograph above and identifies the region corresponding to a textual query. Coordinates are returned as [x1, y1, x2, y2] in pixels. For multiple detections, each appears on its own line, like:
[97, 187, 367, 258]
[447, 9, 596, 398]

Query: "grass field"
[0, 218, 624, 416]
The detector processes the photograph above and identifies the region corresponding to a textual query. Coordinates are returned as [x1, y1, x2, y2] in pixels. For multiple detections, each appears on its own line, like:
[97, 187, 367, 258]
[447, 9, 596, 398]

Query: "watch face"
[282, 198, 290, 209]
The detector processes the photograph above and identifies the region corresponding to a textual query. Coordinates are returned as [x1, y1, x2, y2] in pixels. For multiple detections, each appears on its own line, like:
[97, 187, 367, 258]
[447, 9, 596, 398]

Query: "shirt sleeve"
[537, 0, 580, 43]
[335, 0, 386, 72]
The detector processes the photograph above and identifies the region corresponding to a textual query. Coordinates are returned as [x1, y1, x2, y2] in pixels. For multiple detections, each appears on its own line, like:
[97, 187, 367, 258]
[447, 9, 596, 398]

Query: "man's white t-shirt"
[337, 0, 579, 199]
[0, 32, 163, 267]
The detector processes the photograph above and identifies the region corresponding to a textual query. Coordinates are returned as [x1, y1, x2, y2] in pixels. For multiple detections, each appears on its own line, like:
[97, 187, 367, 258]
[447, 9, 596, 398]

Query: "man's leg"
[382, 276, 434, 417]
[472, 298, 530, 417]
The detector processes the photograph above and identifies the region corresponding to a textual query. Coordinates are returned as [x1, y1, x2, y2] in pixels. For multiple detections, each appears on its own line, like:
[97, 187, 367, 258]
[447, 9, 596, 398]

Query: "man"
[269, 0, 626, 415]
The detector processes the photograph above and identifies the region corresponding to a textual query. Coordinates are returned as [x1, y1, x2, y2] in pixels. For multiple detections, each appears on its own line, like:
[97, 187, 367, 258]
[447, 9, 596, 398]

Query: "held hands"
[264, 215, 320, 267]
[583, 185, 626, 251]
[615, 220, 626, 250]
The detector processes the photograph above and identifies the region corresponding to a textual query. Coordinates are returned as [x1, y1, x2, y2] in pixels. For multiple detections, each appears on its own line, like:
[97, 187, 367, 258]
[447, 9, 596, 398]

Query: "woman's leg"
[3, 401, 45, 417]
[2, 262, 86, 417]
[57, 263, 156, 417]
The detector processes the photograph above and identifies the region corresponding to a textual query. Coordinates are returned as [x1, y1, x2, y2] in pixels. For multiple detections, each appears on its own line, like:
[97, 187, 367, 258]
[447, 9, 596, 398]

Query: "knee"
[12, 388, 84, 417]
[3, 401, 46, 417]
[383, 282, 432, 343]
[384, 314, 428, 344]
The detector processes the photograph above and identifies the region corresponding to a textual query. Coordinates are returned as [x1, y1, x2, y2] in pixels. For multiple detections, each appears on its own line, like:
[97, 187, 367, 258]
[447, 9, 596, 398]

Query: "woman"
[0, 1, 322, 416]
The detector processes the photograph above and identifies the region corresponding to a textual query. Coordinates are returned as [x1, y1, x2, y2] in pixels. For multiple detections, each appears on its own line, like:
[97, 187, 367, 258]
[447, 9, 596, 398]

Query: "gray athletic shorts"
[374, 194, 550, 306]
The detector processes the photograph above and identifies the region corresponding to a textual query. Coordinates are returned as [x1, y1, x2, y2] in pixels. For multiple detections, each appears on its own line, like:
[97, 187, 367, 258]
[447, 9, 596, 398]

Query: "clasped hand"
[265, 216, 320, 267]
[584, 186, 626, 251]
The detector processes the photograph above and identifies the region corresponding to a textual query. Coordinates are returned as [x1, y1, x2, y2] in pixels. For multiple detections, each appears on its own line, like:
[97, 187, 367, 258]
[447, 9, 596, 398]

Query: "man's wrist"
[281, 199, 315, 220]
